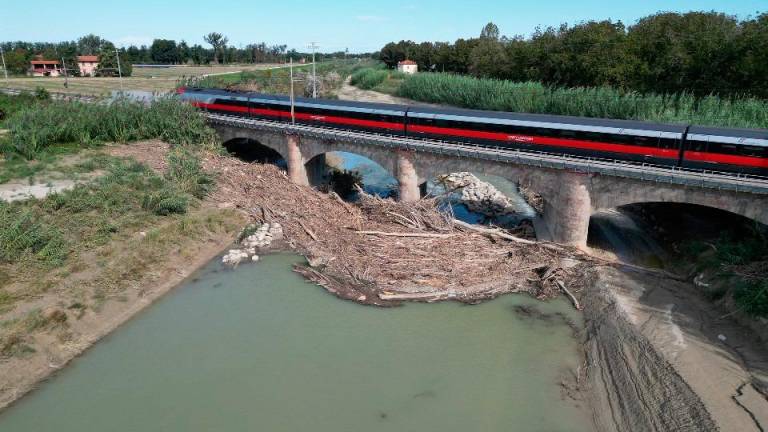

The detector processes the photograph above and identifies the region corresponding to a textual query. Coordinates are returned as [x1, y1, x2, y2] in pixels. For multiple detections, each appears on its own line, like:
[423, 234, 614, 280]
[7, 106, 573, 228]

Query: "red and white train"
[179, 88, 768, 177]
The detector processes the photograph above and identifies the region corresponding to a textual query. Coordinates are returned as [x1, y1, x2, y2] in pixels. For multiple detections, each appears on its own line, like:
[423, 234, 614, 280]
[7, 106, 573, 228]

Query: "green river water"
[0, 254, 591, 431]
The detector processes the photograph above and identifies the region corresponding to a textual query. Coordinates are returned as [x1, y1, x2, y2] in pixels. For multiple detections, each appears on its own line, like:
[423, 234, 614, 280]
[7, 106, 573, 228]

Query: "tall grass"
[350, 68, 389, 90]
[396, 73, 768, 129]
[2, 97, 217, 160]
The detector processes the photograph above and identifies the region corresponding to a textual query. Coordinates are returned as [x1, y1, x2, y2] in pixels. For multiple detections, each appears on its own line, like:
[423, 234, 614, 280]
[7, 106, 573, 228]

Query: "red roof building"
[397, 59, 418, 74]
[30, 60, 62, 76]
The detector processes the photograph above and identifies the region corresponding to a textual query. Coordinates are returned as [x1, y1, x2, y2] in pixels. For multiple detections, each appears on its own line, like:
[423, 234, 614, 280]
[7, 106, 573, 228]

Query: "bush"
[3, 96, 217, 159]
[733, 280, 768, 317]
[0, 204, 67, 265]
[165, 148, 214, 199]
[142, 189, 189, 216]
[350, 68, 389, 90]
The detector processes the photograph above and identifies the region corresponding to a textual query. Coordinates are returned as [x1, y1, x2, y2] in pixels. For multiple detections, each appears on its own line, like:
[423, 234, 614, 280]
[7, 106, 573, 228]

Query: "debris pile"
[203, 153, 593, 306]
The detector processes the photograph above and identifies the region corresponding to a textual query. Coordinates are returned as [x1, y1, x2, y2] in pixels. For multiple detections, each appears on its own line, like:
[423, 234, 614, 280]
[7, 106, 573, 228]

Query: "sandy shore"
[584, 266, 768, 432]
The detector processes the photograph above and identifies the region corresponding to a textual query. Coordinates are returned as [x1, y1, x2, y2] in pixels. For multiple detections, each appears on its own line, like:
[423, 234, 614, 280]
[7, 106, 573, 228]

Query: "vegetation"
[1, 97, 216, 159]
[393, 73, 768, 128]
[350, 68, 389, 90]
[186, 60, 367, 98]
[378, 12, 768, 98]
[683, 228, 768, 318]
[2, 32, 370, 72]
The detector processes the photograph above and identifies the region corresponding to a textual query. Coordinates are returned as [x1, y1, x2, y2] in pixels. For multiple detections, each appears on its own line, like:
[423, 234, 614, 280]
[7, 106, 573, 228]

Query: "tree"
[150, 39, 179, 64]
[480, 22, 501, 41]
[77, 34, 106, 55]
[203, 32, 228, 64]
[97, 42, 132, 76]
[469, 39, 506, 77]
[4, 48, 30, 75]
[734, 13, 768, 97]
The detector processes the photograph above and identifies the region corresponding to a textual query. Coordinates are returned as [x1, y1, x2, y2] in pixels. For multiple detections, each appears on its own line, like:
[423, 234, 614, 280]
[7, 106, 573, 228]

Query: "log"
[378, 291, 457, 301]
[356, 230, 455, 239]
[453, 219, 537, 245]
[298, 219, 319, 241]
[555, 280, 582, 311]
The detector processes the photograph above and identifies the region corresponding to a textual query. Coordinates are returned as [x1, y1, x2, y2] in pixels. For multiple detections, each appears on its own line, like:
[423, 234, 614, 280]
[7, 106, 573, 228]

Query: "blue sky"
[2, 0, 765, 52]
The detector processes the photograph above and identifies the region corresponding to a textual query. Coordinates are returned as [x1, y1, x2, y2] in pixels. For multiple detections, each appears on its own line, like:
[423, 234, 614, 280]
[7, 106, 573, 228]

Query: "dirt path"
[586, 266, 768, 432]
[336, 77, 435, 106]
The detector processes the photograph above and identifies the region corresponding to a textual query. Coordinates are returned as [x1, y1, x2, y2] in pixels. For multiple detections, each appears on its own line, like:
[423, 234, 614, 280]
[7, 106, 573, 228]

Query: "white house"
[397, 60, 418, 74]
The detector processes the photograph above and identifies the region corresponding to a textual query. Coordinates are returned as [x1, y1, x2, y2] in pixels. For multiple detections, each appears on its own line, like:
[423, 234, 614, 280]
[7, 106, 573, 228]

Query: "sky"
[1, 0, 765, 52]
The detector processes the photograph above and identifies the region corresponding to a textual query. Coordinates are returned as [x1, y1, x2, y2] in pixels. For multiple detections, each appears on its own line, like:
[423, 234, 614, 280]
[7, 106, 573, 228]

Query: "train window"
[739, 145, 766, 157]
[688, 140, 707, 152]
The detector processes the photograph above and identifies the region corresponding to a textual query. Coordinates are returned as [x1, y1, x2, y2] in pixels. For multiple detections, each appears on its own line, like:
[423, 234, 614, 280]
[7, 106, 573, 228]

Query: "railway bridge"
[208, 113, 768, 249]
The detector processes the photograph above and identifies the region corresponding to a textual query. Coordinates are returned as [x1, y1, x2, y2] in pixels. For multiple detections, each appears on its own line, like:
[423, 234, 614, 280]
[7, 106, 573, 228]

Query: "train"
[178, 87, 768, 177]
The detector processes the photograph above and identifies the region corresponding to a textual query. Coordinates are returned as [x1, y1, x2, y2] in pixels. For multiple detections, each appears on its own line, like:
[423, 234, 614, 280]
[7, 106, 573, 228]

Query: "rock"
[437, 172, 519, 217]
[222, 249, 249, 266]
[251, 255, 260, 262]
[241, 223, 284, 249]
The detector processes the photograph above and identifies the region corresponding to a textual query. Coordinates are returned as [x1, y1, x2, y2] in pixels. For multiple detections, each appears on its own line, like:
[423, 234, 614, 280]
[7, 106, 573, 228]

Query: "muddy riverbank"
[4, 138, 768, 431]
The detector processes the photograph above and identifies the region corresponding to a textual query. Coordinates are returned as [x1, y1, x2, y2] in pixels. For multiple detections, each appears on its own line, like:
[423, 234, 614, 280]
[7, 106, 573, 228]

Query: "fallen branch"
[453, 219, 537, 244]
[379, 291, 457, 301]
[355, 230, 455, 239]
[297, 219, 319, 241]
[556, 280, 582, 311]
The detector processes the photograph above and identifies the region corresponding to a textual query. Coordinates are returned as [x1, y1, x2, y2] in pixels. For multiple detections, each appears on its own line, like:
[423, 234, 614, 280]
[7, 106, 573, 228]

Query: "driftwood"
[297, 219, 319, 241]
[378, 291, 457, 301]
[453, 219, 537, 245]
[556, 280, 582, 311]
[355, 230, 456, 239]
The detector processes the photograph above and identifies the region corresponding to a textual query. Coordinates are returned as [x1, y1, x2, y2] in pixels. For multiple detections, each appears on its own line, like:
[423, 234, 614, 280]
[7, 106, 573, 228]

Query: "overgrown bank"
[350, 67, 768, 129]
[0, 94, 246, 409]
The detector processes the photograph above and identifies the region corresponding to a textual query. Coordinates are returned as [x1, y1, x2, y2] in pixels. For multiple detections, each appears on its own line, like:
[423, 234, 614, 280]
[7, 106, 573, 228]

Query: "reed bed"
[395, 73, 768, 129]
[2, 97, 216, 159]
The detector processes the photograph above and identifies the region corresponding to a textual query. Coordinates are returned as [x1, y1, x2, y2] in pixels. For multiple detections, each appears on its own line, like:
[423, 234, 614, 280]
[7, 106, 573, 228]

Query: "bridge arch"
[222, 138, 285, 165]
[589, 176, 768, 227]
[304, 151, 398, 198]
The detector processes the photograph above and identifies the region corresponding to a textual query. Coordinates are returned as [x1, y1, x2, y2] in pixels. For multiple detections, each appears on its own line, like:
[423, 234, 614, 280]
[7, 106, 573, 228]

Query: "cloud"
[114, 36, 153, 48]
[356, 15, 387, 22]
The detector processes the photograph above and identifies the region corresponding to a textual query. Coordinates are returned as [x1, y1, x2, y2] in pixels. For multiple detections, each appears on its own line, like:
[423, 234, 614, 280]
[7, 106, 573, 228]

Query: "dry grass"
[1, 64, 282, 97]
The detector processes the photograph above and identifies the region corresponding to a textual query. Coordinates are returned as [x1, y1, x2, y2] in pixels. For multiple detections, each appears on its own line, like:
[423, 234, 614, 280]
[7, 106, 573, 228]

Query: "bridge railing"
[206, 113, 768, 195]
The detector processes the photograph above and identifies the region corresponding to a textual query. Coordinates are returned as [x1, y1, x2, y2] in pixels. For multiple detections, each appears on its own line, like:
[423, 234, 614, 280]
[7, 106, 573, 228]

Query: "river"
[0, 254, 591, 431]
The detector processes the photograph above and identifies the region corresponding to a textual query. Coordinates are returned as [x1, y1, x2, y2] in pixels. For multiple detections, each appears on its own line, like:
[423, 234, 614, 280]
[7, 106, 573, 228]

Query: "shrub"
[165, 148, 215, 199]
[733, 280, 768, 317]
[0, 203, 67, 265]
[142, 189, 189, 216]
[350, 68, 389, 90]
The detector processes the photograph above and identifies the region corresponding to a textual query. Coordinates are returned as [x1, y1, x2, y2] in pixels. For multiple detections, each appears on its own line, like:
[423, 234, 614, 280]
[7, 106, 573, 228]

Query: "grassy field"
[0, 64, 281, 97]
[189, 60, 373, 98]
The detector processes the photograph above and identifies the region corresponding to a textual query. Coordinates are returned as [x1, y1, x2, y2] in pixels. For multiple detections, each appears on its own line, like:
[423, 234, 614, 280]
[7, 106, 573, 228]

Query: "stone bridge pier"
[212, 122, 768, 250]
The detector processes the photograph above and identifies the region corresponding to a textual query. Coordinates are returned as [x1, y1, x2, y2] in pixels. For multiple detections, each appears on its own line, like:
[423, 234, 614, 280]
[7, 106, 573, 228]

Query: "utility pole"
[115, 48, 124, 92]
[0, 46, 8, 87]
[289, 58, 295, 124]
[61, 56, 69, 88]
[307, 42, 319, 98]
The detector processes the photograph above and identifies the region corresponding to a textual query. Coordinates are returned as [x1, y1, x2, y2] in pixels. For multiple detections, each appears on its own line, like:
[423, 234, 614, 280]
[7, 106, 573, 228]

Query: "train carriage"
[683, 126, 768, 176]
[405, 106, 688, 166]
[178, 88, 250, 116]
[178, 86, 768, 178]
[290, 97, 408, 135]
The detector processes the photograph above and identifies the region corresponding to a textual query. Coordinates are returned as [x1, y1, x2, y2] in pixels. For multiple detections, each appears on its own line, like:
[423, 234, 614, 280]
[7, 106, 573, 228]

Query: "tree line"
[1, 32, 369, 76]
[376, 11, 768, 98]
